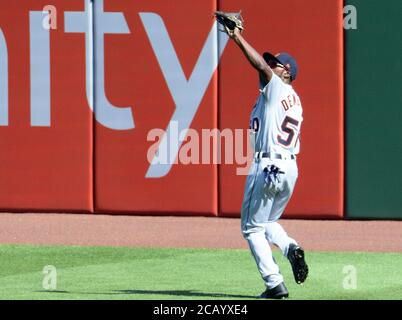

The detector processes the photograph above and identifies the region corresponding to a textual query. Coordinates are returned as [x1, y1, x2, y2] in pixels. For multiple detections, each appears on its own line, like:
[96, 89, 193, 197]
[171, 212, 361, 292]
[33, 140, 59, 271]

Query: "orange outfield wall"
[0, 0, 343, 218]
[93, 0, 219, 215]
[0, 0, 93, 212]
[218, 0, 344, 218]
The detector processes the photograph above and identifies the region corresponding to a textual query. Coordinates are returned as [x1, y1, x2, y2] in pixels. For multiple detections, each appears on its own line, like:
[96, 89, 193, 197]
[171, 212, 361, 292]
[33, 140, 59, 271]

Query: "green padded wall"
[346, 0, 402, 218]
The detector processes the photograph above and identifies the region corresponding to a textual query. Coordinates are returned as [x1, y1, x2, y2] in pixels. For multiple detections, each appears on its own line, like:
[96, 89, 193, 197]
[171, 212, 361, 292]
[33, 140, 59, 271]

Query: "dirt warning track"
[0, 213, 401, 252]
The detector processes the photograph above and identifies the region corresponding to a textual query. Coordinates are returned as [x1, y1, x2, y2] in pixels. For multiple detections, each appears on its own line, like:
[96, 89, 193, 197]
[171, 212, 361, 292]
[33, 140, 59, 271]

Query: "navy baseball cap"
[263, 52, 299, 81]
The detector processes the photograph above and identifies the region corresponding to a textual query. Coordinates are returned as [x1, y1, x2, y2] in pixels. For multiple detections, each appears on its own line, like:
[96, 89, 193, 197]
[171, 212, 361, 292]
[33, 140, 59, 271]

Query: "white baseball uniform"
[241, 73, 303, 289]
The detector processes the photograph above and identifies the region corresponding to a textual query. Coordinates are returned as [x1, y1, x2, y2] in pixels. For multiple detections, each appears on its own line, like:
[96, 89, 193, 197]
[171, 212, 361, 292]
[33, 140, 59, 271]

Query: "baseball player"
[214, 12, 309, 299]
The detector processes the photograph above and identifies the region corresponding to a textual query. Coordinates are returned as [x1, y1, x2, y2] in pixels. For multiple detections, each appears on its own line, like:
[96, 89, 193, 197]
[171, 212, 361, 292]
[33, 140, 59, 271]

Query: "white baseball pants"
[240, 157, 299, 289]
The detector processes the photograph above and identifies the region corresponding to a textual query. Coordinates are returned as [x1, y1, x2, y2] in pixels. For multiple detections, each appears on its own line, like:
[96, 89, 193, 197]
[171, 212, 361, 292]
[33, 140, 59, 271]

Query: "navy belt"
[255, 152, 296, 160]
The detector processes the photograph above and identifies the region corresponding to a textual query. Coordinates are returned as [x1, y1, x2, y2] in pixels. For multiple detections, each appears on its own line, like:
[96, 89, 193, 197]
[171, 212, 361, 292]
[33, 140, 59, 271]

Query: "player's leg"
[265, 160, 309, 285]
[241, 163, 287, 297]
[243, 228, 284, 290]
[265, 187, 298, 257]
[265, 159, 298, 256]
[265, 221, 297, 257]
[240, 163, 258, 231]
[266, 159, 298, 222]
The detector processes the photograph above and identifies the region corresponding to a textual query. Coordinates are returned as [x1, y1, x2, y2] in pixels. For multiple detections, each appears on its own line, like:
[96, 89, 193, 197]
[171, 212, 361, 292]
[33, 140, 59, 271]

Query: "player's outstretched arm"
[230, 28, 273, 85]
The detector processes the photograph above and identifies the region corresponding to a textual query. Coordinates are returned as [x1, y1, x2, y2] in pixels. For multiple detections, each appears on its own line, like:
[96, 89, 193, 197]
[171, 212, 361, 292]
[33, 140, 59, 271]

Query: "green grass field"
[0, 244, 401, 300]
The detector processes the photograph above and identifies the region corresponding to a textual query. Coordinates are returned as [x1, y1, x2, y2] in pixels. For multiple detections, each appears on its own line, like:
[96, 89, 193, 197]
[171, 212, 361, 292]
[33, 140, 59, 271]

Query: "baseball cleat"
[287, 243, 309, 284]
[259, 282, 289, 299]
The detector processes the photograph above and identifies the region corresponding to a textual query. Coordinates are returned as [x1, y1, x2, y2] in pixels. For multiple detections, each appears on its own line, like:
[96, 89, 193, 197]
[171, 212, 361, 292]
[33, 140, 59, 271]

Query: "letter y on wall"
[140, 13, 229, 178]
[0, 28, 7, 126]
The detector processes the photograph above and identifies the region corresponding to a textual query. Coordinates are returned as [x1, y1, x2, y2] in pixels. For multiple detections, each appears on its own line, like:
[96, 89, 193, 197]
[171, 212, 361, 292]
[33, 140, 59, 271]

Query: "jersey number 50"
[278, 116, 299, 147]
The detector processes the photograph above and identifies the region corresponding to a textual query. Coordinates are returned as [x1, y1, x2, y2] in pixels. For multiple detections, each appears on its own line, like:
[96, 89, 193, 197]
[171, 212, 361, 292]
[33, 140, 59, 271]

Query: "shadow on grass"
[35, 289, 257, 299]
[113, 289, 257, 299]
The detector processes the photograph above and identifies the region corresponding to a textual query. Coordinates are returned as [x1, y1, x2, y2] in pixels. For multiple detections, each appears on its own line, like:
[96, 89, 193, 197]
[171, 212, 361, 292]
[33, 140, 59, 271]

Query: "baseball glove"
[214, 11, 244, 35]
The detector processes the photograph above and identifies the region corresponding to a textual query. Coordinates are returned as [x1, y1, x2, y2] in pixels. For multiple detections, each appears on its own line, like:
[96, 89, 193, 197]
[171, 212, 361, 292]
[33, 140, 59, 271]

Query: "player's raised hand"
[229, 27, 242, 39]
[214, 11, 244, 38]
